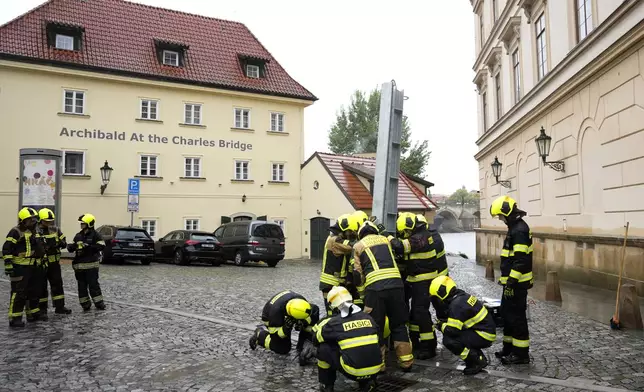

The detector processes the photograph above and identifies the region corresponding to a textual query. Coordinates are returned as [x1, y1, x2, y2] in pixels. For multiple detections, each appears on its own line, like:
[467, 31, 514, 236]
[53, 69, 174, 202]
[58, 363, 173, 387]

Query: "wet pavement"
[0, 257, 643, 392]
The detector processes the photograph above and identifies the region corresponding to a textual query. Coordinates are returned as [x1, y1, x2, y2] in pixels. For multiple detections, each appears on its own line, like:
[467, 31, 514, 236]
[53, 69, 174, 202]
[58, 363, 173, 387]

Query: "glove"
[503, 287, 515, 298]
[283, 316, 296, 330]
[294, 320, 307, 331]
[435, 319, 445, 331]
[4, 269, 12, 277]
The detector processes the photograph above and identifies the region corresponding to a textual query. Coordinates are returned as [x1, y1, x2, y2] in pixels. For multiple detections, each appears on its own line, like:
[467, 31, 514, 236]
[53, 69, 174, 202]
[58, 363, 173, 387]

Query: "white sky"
[1, 0, 479, 195]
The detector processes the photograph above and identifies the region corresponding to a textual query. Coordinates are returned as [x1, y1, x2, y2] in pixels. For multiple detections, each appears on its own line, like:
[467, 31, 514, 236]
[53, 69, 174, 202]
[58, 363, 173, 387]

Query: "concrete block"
[598, 113, 619, 145]
[599, 52, 639, 97]
[604, 79, 635, 118]
[621, 158, 644, 187]
[551, 99, 574, 126]
[618, 105, 644, 138]
[485, 260, 495, 281]
[618, 284, 643, 330]
[635, 75, 644, 107]
[604, 184, 644, 212]
[555, 194, 581, 215]
[589, 80, 601, 120]
[601, 164, 623, 190]
[545, 271, 562, 302]
[579, 86, 590, 119]
[601, 127, 644, 167]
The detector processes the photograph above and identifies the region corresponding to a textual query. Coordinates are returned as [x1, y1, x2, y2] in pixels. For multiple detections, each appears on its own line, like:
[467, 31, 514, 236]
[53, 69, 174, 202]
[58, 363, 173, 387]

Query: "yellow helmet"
[38, 208, 55, 222]
[396, 212, 416, 238]
[357, 220, 379, 239]
[336, 214, 359, 233]
[429, 275, 457, 300]
[78, 213, 96, 228]
[327, 286, 353, 309]
[352, 210, 369, 224]
[286, 298, 312, 320]
[415, 214, 428, 225]
[18, 207, 38, 223]
[490, 195, 517, 217]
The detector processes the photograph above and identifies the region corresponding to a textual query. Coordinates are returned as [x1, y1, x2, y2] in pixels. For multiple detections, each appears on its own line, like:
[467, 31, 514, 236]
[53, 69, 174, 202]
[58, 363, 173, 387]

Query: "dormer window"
[163, 50, 179, 67]
[154, 39, 189, 67]
[246, 64, 260, 78]
[55, 34, 74, 50]
[46, 21, 84, 51]
[238, 54, 270, 79]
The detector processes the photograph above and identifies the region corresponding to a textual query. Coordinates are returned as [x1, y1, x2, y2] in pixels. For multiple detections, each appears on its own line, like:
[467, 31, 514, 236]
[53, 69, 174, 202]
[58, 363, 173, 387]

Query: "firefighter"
[389, 212, 448, 359]
[352, 220, 413, 371]
[314, 286, 381, 392]
[430, 275, 496, 375]
[319, 214, 357, 316]
[67, 214, 106, 311]
[37, 208, 71, 315]
[249, 290, 320, 365]
[2, 207, 45, 327]
[490, 195, 533, 365]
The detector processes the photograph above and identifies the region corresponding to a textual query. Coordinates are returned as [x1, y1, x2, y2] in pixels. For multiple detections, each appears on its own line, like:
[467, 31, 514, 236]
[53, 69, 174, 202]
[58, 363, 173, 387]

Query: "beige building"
[301, 152, 436, 259]
[471, 0, 644, 293]
[0, 0, 316, 258]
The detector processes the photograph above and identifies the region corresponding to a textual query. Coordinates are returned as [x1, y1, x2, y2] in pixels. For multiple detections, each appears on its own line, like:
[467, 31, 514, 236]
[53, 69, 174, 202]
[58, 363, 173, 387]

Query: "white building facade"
[471, 0, 644, 294]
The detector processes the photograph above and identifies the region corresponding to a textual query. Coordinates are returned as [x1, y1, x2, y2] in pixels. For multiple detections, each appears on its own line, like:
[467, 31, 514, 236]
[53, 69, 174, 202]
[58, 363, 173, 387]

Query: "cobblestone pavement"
[0, 257, 642, 392]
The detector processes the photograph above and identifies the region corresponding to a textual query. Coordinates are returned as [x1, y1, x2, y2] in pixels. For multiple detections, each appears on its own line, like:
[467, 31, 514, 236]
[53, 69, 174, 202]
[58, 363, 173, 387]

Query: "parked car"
[96, 225, 155, 265]
[155, 230, 223, 266]
[213, 220, 285, 267]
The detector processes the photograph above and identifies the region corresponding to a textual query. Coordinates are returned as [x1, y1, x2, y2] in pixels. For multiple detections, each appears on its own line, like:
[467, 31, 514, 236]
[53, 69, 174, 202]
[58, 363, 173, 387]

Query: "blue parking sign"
[128, 178, 140, 195]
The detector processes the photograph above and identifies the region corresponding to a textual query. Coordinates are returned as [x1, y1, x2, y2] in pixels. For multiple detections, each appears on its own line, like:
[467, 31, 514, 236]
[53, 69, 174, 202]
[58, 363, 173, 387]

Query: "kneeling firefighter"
[314, 286, 381, 392]
[430, 276, 496, 375]
[249, 290, 320, 365]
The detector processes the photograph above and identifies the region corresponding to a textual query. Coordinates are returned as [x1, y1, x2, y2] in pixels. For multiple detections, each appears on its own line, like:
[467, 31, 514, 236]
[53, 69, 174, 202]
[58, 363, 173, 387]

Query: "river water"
[441, 232, 476, 259]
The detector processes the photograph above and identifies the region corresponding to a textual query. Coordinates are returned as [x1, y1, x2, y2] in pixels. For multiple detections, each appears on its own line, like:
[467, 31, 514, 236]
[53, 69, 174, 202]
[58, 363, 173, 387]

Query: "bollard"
[545, 271, 562, 302]
[485, 260, 495, 281]
[618, 284, 643, 330]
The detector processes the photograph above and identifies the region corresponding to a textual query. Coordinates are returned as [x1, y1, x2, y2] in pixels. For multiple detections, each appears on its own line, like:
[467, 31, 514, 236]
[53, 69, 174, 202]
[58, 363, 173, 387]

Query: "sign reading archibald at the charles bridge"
[59, 127, 253, 151]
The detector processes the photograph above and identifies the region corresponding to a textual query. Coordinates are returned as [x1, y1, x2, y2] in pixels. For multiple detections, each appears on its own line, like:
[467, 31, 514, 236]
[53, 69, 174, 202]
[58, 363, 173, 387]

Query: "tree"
[328, 88, 431, 178]
[448, 186, 480, 209]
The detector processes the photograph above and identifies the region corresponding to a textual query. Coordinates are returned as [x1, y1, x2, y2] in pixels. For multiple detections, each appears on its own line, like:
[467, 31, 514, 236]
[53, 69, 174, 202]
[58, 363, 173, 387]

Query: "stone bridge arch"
[436, 207, 461, 231]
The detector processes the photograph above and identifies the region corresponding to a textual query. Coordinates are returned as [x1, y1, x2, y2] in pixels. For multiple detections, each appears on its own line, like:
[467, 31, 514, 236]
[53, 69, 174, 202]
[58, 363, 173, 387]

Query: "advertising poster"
[22, 158, 57, 213]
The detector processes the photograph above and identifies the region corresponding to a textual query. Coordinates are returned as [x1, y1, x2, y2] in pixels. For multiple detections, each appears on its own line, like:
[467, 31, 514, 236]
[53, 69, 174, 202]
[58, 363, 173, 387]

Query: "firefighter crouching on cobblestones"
[389, 212, 449, 360]
[430, 276, 496, 375]
[490, 195, 533, 365]
[352, 220, 414, 372]
[3, 207, 45, 327]
[67, 214, 106, 311]
[314, 286, 381, 392]
[319, 214, 357, 316]
[249, 290, 320, 365]
[37, 209, 71, 316]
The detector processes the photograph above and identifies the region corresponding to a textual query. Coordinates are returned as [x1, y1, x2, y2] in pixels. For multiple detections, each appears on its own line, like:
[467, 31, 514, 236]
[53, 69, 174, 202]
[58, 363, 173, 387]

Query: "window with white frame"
[270, 112, 285, 132]
[482, 92, 488, 131]
[512, 49, 521, 104]
[162, 50, 179, 66]
[141, 220, 157, 238]
[55, 34, 74, 50]
[184, 219, 200, 231]
[495, 72, 502, 120]
[140, 99, 158, 120]
[246, 64, 260, 78]
[234, 108, 251, 129]
[535, 12, 548, 81]
[273, 219, 286, 235]
[63, 151, 85, 175]
[63, 90, 85, 114]
[139, 155, 158, 177]
[271, 163, 285, 182]
[576, 0, 593, 42]
[184, 157, 201, 178]
[184, 104, 202, 125]
[234, 160, 250, 180]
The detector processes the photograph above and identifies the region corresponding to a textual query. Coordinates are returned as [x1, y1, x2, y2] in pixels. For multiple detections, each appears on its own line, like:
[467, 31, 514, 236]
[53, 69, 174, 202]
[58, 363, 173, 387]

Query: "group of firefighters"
[250, 195, 534, 392]
[3, 207, 106, 327]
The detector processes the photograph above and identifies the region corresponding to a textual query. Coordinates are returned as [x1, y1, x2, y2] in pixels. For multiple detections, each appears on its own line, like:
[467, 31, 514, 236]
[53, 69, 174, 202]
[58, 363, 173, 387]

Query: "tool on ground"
[610, 222, 630, 330]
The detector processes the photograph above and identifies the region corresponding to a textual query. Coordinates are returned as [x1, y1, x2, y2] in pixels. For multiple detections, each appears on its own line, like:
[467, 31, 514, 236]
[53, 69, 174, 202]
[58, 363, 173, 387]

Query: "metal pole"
[130, 212, 134, 227]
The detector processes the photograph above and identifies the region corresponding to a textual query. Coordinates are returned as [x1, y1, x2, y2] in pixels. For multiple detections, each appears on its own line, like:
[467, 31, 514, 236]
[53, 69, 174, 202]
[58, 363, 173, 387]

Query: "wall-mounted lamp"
[99, 160, 113, 195]
[490, 156, 511, 189]
[535, 126, 565, 172]
[242, 194, 247, 203]
[316, 209, 321, 215]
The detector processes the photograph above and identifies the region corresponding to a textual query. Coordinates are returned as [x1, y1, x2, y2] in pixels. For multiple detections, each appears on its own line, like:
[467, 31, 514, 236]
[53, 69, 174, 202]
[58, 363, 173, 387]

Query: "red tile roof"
[304, 152, 436, 210]
[0, 0, 316, 101]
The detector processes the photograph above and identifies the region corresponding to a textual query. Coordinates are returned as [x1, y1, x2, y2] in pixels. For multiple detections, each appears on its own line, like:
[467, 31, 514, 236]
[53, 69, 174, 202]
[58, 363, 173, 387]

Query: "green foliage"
[447, 186, 480, 208]
[328, 88, 431, 177]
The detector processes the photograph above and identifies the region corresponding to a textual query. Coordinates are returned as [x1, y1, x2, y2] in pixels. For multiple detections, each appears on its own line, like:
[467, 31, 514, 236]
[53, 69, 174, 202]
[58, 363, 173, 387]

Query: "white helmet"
[328, 286, 353, 310]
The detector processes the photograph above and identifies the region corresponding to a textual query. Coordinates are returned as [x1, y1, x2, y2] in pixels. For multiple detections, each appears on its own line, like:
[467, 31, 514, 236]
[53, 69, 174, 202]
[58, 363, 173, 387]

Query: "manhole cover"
[376, 375, 418, 392]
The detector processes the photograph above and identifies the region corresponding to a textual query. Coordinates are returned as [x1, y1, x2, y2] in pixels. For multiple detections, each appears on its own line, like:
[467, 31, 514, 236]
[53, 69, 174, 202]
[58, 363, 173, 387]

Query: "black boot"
[319, 384, 334, 392]
[82, 305, 92, 312]
[298, 340, 317, 366]
[416, 342, 437, 360]
[495, 342, 513, 358]
[358, 379, 377, 392]
[463, 350, 489, 375]
[55, 307, 72, 315]
[249, 328, 260, 350]
[501, 352, 530, 365]
[95, 301, 106, 310]
[9, 318, 25, 328]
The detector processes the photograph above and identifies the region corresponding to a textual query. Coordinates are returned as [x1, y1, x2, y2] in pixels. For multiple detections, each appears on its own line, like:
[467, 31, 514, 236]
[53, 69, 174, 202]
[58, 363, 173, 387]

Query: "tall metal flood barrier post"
[372, 81, 405, 232]
[18, 149, 63, 228]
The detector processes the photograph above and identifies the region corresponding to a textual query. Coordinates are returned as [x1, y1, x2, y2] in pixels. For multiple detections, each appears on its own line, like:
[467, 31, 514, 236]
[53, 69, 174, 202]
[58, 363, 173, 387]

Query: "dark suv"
[155, 230, 223, 266]
[96, 225, 155, 265]
[214, 221, 285, 267]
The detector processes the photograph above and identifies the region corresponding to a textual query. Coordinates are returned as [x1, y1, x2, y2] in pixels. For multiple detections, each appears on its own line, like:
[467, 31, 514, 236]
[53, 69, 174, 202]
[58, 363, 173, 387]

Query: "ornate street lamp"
[99, 160, 113, 195]
[491, 156, 511, 188]
[535, 126, 565, 172]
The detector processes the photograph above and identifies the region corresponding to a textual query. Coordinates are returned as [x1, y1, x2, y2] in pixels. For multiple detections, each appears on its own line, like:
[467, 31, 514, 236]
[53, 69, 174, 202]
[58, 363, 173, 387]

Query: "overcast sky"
[1, 0, 478, 195]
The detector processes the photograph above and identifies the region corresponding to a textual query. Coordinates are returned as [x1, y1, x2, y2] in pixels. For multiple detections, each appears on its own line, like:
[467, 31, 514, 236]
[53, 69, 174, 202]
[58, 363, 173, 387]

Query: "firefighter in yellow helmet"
[2, 207, 46, 327]
[490, 195, 533, 365]
[37, 208, 71, 315]
[313, 286, 381, 392]
[388, 212, 448, 359]
[249, 290, 320, 365]
[429, 276, 496, 375]
[67, 213, 106, 311]
[352, 210, 369, 225]
[320, 214, 359, 316]
[352, 220, 414, 371]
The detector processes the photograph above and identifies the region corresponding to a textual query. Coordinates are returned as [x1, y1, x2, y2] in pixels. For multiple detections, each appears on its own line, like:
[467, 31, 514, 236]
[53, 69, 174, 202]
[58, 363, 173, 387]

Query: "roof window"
[46, 21, 84, 51]
[154, 39, 189, 67]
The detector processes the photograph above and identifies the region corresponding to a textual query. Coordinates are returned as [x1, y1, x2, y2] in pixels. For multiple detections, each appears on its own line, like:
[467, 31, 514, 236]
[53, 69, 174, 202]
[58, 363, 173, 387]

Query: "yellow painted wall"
[0, 62, 311, 259]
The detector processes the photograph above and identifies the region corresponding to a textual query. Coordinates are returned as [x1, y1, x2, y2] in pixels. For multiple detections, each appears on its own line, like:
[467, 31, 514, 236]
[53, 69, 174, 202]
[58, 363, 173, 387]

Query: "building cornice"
[518, 0, 547, 23]
[474, 1, 644, 160]
[472, 0, 483, 13]
[484, 47, 503, 75]
[472, 1, 516, 71]
[499, 16, 522, 54]
[473, 67, 489, 93]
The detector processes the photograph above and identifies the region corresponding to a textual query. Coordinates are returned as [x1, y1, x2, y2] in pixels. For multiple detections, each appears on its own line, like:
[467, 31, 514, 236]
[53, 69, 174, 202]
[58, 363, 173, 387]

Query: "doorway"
[310, 217, 330, 260]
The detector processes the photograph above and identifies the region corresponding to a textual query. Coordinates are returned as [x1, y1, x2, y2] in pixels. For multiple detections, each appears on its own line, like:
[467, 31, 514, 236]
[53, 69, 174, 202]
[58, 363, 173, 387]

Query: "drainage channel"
[0, 279, 635, 392]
